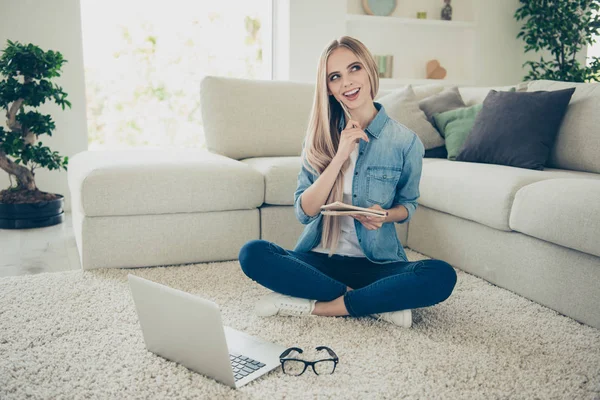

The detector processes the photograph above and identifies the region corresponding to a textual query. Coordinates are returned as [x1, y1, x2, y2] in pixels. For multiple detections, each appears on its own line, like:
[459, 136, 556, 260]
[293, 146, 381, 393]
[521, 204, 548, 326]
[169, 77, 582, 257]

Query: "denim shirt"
[293, 102, 425, 264]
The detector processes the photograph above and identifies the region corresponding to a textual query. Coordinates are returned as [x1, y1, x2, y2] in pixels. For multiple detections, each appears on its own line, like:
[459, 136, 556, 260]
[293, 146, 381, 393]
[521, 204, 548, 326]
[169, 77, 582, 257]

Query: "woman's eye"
[330, 65, 360, 81]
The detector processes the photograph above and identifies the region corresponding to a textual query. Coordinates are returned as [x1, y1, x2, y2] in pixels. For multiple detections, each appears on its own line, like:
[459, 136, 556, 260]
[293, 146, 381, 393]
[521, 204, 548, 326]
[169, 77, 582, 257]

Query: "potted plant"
[0, 40, 70, 229]
[515, 0, 600, 82]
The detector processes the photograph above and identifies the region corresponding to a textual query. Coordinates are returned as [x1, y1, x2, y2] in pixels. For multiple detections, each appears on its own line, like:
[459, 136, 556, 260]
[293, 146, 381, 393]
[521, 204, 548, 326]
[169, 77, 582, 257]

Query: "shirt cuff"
[396, 202, 417, 224]
[295, 195, 321, 225]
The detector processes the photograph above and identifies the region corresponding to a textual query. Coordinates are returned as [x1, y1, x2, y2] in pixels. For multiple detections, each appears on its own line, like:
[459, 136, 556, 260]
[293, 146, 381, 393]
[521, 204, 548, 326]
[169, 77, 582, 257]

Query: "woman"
[238, 36, 456, 328]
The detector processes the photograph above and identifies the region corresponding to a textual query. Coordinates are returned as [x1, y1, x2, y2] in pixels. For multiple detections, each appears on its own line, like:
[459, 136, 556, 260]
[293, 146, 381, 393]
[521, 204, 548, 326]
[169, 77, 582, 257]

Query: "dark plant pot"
[0, 194, 64, 229]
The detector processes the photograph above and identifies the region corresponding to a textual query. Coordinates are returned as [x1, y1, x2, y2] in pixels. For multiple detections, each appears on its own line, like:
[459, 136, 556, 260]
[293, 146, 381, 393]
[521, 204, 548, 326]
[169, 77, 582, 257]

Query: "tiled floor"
[0, 212, 81, 277]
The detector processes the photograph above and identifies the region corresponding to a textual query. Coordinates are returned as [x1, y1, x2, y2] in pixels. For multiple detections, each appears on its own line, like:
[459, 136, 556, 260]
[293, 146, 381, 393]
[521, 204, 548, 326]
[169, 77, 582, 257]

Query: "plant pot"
[0, 194, 64, 229]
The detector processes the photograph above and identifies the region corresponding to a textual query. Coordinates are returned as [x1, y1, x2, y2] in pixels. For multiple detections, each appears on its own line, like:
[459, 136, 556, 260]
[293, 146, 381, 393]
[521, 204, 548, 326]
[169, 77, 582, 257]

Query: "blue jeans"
[238, 240, 457, 318]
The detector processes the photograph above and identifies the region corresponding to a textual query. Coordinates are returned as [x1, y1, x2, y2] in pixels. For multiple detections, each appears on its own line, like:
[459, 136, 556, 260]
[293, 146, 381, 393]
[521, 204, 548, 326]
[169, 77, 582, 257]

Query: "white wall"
[472, 0, 525, 86]
[279, 0, 588, 87]
[274, 0, 346, 82]
[0, 0, 88, 212]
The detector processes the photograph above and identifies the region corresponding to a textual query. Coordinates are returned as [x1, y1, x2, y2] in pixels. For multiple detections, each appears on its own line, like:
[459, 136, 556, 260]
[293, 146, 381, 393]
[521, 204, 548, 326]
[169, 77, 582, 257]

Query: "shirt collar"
[337, 102, 387, 139]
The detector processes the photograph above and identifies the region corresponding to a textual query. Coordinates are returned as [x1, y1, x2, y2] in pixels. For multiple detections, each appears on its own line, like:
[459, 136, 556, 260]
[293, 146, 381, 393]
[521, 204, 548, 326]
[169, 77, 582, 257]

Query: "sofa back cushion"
[200, 77, 447, 160]
[526, 80, 600, 174]
[200, 76, 314, 159]
[458, 83, 528, 106]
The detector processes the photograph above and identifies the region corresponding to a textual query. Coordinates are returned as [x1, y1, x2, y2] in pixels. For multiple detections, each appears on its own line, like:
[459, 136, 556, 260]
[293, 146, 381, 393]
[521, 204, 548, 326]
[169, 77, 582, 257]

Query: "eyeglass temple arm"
[280, 347, 303, 359]
[316, 346, 338, 360]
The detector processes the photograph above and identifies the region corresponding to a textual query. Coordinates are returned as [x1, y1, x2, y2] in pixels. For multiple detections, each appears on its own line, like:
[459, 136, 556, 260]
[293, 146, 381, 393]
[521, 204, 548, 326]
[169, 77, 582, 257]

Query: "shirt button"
[354, 172, 358, 176]
[358, 239, 361, 243]
[353, 194, 357, 198]
[359, 151, 364, 155]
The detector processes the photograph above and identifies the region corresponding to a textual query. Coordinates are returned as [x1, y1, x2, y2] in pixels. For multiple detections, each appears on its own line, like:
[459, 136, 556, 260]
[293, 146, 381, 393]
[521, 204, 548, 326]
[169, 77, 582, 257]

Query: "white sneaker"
[372, 309, 412, 328]
[255, 292, 316, 317]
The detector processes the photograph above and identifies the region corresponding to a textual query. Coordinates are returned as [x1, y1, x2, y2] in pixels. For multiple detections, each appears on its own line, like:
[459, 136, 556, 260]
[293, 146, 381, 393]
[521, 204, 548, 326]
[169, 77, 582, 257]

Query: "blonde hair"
[302, 36, 379, 257]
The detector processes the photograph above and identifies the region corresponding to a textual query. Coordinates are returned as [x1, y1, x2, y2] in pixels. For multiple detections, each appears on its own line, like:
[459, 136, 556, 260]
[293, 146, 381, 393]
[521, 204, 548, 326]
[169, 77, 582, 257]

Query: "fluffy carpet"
[1, 249, 599, 400]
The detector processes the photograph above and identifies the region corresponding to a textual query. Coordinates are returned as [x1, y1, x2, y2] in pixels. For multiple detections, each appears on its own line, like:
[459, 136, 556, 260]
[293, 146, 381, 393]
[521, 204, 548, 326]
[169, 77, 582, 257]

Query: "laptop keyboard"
[229, 353, 266, 381]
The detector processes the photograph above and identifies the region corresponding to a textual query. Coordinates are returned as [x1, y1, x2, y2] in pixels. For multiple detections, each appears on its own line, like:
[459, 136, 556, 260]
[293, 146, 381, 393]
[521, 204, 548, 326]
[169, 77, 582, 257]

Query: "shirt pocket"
[366, 166, 402, 206]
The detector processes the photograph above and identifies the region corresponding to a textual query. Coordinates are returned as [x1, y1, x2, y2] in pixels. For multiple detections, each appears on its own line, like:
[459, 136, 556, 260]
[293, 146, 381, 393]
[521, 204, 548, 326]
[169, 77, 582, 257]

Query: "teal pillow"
[433, 104, 483, 160]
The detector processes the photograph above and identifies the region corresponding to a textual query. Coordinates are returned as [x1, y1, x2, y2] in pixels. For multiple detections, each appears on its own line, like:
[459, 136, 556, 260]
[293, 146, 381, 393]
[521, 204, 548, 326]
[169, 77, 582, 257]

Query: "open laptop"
[128, 274, 287, 388]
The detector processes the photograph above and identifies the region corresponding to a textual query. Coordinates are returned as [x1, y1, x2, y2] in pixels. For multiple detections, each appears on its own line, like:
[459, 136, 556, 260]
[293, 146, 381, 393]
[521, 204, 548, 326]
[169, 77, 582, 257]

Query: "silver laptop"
[128, 274, 287, 388]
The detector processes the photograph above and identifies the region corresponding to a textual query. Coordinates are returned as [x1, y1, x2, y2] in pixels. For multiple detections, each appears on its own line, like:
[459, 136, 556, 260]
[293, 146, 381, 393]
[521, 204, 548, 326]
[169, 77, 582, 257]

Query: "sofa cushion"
[377, 85, 444, 150]
[526, 80, 600, 174]
[458, 82, 528, 106]
[456, 88, 575, 170]
[241, 157, 301, 205]
[68, 149, 264, 217]
[419, 160, 600, 231]
[200, 76, 314, 160]
[376, 84, 445, 102]
[418, 86, 466, 126]
[424, 145, 448, 159]
[432, 103, 483, 160]
[241, 157, 447, 207]
[510, 179, 600, 257]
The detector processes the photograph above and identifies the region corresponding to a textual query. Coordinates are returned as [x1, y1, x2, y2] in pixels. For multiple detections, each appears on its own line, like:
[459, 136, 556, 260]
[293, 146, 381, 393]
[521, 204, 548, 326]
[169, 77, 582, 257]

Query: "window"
[588, 7, 600, 79]
[81, 0, 272, 150]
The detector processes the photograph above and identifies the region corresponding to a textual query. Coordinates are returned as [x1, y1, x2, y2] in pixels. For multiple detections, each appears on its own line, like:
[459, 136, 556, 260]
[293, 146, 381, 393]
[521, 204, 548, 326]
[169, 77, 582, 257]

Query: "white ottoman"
[67, 149, 264, 269]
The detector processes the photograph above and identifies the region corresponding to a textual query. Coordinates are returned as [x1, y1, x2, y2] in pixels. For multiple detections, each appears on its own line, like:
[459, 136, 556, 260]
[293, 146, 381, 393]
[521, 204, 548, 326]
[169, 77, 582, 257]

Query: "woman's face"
[326, 47, 371, 112]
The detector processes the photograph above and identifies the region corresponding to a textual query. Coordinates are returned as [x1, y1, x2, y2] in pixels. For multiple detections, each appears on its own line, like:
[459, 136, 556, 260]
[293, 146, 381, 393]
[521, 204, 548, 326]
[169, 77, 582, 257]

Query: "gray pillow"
[419, 86, 467, 126]
[456, 88, 576, 170]
[377, 85, 444, 150]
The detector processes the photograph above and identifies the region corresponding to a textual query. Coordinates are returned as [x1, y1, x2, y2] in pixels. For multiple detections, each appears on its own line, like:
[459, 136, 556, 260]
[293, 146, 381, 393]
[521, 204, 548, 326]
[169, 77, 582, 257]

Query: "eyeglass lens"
[282, 360, 306, 376]
[282, 359, 336, 376]
[312, 360, 336, 375]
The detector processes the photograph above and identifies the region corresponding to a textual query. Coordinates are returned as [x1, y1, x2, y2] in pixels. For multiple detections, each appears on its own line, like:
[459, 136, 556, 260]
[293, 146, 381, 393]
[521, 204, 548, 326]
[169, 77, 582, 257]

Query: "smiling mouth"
[343, 87, 360, 99]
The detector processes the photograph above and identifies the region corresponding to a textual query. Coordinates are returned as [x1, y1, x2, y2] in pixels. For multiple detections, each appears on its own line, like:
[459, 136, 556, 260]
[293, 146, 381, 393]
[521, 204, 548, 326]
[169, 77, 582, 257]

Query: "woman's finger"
[345, 119, 359, 129]
[361, 221, 375, 230]
[350, 131, 369, 143]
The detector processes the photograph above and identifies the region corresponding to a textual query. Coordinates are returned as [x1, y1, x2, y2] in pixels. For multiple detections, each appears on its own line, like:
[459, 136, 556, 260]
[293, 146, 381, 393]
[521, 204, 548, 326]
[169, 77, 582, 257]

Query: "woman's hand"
[351, 204, 387, 230]
[335, 119, 369, 163]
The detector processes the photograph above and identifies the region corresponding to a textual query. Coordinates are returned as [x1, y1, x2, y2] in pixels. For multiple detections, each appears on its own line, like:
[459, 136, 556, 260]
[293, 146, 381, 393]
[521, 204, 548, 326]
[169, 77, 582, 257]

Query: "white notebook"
[320, 201, 387, 217]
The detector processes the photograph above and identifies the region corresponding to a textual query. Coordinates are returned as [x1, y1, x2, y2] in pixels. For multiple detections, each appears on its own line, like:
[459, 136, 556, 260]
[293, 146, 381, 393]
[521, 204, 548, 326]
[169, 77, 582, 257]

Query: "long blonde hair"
[302, 36, 379, 257]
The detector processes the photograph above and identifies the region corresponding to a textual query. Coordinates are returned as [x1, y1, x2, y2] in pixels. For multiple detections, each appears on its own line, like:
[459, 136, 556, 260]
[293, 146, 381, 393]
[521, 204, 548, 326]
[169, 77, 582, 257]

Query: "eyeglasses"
[279, 346, 339, 376]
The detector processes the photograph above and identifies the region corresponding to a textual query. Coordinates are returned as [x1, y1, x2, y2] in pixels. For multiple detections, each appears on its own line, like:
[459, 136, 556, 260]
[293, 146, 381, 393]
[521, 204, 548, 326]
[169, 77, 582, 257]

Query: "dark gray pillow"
[418, 87, 466, 125]
[456, 88, 576, 170]
[424, 146, 448, 158]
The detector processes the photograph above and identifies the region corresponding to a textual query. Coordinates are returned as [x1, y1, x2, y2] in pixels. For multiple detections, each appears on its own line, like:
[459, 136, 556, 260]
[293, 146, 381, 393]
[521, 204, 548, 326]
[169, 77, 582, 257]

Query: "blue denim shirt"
[293, 102, 425, 264]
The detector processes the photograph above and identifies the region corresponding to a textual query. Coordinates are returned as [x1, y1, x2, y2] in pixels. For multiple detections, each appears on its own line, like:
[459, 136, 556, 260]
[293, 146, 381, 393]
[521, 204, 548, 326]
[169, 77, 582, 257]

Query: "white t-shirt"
[312, 143, 366, 257]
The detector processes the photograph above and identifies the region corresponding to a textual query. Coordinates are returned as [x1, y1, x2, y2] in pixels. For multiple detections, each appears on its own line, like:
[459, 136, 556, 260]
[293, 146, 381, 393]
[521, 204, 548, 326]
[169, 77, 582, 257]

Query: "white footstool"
[67, 149, 264, 269]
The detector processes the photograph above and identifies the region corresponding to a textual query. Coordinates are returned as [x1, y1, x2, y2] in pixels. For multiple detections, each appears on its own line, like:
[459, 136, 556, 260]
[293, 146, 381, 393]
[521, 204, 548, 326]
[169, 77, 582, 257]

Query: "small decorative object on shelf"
[441, 0, 453, 21]
[416, 11, 428, 19]
[374, 55, 394, 78]
[426, 60, 447, 79]
[362, 0, 397, 16]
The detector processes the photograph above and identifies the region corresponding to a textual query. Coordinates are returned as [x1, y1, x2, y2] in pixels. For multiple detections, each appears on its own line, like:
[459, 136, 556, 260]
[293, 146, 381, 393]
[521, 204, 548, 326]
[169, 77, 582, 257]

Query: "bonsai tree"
[515, 0, 600, 82]
[0, 40, 70, 203]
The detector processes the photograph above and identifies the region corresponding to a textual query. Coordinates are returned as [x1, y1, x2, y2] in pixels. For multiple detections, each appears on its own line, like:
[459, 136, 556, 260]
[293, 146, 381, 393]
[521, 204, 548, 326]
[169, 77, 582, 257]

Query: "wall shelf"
[346, 14, 476, 29]
[346, 10, 477, 89]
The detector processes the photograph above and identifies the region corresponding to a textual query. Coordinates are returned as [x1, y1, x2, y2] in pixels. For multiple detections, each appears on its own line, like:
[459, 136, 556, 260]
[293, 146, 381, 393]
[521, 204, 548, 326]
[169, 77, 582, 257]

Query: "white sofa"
[68, 77, 600, 329]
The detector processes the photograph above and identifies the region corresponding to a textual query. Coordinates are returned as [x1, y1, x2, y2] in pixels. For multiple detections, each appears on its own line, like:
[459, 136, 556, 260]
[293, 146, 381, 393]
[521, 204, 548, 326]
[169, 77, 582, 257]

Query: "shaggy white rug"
[1, 249, 599, 400]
